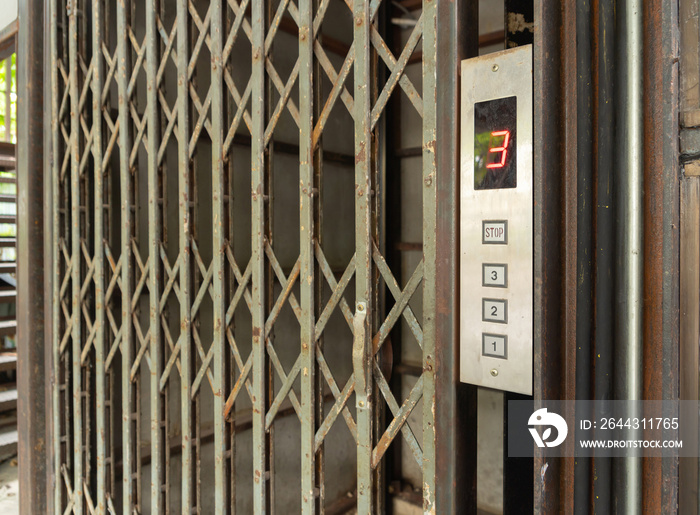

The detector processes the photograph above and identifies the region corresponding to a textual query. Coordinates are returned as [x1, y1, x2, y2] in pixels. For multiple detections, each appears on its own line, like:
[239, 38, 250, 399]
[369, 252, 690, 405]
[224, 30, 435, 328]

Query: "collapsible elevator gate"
[46, 0, 466, 513]
[36, 0, 682, 513]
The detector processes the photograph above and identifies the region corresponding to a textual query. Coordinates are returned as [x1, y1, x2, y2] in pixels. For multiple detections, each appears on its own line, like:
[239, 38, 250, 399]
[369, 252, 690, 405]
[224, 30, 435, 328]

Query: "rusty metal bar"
[251, 0, 268, 512]
[50, 0, 62, 511]
[117, 0, 136, 510]
[90, 0, 106, 510]
[433, 0, 478, 512]
[422, 0, 437, 510]
[17, 0, 47, 510]
[210, 0, 228, 511]
[299, 0, 316, 512]
[533, 0, 577, 510]
[641, 0, 680, 511]
[176, 0, 194, 510]
[353, 0, 373, 512]
[146, 0, 164, 511]
[68, 2, 84, 511]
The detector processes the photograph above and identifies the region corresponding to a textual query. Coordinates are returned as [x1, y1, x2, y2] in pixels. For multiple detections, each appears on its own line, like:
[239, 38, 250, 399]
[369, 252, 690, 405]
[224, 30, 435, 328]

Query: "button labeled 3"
[483, 263, 507, 287]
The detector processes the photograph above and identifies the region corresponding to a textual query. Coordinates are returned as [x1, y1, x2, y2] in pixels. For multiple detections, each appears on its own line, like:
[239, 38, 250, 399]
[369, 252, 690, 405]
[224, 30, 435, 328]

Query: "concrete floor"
[0, 455, 18, 515]
[0, 420, 502, 515]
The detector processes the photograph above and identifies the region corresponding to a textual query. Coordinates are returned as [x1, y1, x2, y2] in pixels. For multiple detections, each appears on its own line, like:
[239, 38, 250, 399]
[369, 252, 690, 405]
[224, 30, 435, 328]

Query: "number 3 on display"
[486, 130, 511, 169]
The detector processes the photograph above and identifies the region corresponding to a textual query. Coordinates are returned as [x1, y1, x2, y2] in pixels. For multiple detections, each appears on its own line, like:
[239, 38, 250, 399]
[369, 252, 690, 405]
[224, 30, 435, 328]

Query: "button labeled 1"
[483, 298, 508, 323]
[482, 333, 507, 359]
[483, 263, 507, 287]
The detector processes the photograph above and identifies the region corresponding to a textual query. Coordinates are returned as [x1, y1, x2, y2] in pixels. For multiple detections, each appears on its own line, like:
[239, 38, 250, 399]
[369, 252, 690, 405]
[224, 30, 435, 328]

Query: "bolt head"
[490, 368, 498, 377]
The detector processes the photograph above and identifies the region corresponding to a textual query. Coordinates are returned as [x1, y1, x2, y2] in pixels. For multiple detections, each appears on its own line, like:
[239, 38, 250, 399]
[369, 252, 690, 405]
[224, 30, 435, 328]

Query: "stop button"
[482, 220, 508, 244]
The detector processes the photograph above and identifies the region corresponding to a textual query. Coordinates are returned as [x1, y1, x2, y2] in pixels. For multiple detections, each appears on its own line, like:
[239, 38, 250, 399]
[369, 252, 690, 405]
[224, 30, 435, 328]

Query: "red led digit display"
[486, 130, 511, 169]
[474, 96, 517, 190]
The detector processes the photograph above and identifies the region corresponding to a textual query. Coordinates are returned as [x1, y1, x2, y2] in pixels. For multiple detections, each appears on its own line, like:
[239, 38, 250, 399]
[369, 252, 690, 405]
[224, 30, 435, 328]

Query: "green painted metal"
[299, 0, 316, 512]
[91, 0, 106, 510]
[68, 3, 83, 512]
[176, 0, 194, 511]
[146, 0, 164, 511]
[422, 0, 438, 511]
[211, 0, 228, 512]
[353, 0, 373, 512]
[251, 1, 268, 512]
[48, 1, 445, 513]
[116, 0, 137, 510]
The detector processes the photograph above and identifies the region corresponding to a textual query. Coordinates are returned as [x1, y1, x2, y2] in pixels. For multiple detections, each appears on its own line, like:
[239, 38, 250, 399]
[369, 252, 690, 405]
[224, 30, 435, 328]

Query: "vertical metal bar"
[614, 1, 643, 512]
[44, 0, 57, 510]
[593, 0, 615, 511]
[562, 1, 579, 512]
[434, 0, 478, 512]
[176, 0, 193, 511]
[116, 0, 134, 509]
[299, 0, 315, 512]
[68, 2, 84, 511]
[421, 0, 438, 512]
[91, 0, 106, 510]
[575, 0, 594, 511]
[145, 0, 163, 511]
[251, 1, 268, 512]
[211, 0, 227, 511]
[17, 0, 47, 510]
[50, 0, 62, 511]
[642, 0, 680, 511]
[353, 0, 372, 512]
[533, 0, 570, 510]
[680, 177, 699, 515]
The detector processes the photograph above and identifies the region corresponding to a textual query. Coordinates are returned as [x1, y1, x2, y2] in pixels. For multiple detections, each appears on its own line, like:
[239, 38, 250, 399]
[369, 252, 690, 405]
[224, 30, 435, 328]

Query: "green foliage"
[474, 130, 493, 187]
[0, 53, 16, 142]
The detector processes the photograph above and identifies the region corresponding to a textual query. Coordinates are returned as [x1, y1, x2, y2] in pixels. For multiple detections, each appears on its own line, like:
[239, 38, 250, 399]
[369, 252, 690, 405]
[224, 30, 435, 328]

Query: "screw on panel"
[490, 369, 499, 377]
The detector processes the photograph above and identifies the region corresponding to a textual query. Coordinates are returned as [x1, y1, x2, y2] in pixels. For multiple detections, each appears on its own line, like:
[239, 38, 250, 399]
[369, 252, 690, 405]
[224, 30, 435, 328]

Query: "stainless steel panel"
[460, 46, 534, 395]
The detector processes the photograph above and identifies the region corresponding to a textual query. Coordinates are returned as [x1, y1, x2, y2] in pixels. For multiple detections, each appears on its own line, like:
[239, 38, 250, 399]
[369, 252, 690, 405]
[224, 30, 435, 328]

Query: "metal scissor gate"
[49, 0, 445, 512]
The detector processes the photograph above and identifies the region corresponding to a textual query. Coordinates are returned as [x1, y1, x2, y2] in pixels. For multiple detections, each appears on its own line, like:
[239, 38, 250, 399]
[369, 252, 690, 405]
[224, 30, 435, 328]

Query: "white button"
[483, 298, 508, 323]
[483, 264, 507, 287]
[482, 333, 507, 359]
[482, 220, 507, 244]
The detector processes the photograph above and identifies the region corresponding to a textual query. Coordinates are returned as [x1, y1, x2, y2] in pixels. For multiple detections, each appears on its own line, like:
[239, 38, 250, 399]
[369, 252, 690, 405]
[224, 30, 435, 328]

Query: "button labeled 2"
[482, 333, 507, 359]
[483, 263, 507, 288]
[482, 298, 508, 323]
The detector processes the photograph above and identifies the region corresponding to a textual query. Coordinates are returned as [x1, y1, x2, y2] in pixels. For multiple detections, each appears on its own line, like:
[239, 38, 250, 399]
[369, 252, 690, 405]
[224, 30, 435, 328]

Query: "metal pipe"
[593, 0, 616, 511]
[614, 0, 644, 513]
[17, 0, 47, 512]
[575, 0, 594, 510]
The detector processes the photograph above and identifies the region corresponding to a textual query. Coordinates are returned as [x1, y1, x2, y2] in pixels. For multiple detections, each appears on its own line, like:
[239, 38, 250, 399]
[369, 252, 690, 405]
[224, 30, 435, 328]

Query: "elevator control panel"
[460, 46, 533, 395]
